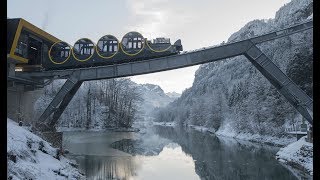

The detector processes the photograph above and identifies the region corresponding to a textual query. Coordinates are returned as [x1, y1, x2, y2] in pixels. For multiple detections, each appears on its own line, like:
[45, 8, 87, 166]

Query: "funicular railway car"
[7, 18, 183, 71]
[7, 18, 60, 71]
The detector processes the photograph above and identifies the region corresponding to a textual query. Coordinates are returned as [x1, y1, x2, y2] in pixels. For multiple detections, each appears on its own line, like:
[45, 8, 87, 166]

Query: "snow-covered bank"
[216, 123, 295, 147]
[276, 136, 313, 176]
[152, 121, 176, 127]
[154, 0, 313, 149]
[186, 124, 215, 134]
[57, 126, 139, 132]
[7, 119, 84, 180]
[153, 121, 294, 147]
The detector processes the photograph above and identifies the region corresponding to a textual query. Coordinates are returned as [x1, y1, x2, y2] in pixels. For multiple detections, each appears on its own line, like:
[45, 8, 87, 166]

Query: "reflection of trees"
[110, 134, 172, 156]
[111, 139, 161, 156]
[154, 126, 297, 180]
[74, 155, 139, 180]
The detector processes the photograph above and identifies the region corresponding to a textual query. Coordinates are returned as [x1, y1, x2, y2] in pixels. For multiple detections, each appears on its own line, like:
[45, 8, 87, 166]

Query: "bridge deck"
[17, 20, 313, 80]
[13, 20, 313, 130]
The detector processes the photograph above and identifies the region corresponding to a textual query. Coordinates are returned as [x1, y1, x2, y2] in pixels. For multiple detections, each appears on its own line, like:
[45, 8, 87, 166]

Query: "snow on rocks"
[7, 118, 84, 180]
[276, 136, 313, 175]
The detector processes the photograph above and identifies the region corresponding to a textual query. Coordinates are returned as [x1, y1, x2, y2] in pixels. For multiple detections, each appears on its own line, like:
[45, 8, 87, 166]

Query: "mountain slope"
[166, 92, 181, 99]
[155, 0, 313, 139]
[136, 83, 179, 117]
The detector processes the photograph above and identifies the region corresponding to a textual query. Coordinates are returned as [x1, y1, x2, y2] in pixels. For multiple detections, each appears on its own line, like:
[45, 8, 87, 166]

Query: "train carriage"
[7, 18, 183, 71]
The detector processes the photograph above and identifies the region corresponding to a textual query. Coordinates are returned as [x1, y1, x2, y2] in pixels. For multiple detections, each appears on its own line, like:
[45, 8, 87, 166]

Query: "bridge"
[13, 20, 313, 130]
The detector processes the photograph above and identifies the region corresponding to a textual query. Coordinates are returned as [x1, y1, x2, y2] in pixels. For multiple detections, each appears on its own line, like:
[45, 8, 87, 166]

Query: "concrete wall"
[7, 84, 63, 148]
[7, 84, 43, 125]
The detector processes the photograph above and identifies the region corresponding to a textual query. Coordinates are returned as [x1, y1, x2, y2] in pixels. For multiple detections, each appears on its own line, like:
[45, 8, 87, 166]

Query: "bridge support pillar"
[7, 84, 43, 125]
[36, 72, 82, 131]
[244, 42, 313, 125]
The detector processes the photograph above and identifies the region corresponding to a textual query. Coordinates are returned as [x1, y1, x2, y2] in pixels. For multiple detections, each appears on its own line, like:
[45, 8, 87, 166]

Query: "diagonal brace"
[49, 81, 83, 128]
[36, 72, 82, 130]
[244, 42, 313, 124]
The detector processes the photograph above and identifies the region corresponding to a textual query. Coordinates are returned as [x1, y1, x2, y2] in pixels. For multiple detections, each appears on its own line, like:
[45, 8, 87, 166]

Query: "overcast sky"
[8, 0, 290, 93]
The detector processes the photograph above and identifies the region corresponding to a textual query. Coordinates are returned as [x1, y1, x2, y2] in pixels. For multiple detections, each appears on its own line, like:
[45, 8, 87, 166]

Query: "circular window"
[96, 35, 119, 59]
[72, 38, 95, 62]
[48, 41, 71, 64]
[120, 32, 145, 56]
[146, 37, 172, 52]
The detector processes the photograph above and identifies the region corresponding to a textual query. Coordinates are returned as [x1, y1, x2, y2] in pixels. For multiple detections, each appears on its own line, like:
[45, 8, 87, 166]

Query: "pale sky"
[8, 0, 290, 93]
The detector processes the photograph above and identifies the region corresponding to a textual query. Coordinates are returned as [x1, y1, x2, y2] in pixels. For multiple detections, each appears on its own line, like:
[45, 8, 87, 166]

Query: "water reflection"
[154, 126, 297, 180]
[133, 145, 200, 180]
[63, 126, 298, 180]
[71, 155, 138, 180]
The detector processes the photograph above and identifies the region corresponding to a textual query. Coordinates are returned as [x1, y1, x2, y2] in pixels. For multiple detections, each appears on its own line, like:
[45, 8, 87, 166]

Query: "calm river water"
[62, 125, 298, 180]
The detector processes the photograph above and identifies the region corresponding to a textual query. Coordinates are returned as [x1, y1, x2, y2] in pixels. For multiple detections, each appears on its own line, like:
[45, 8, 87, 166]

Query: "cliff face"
[136, 83, 180, 118]
[155, 0, 313, 137]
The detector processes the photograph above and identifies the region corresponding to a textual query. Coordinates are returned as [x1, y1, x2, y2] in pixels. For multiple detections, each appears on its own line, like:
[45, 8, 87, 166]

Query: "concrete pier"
[7, 83, 63, 148]
[7, 84, 43, 126]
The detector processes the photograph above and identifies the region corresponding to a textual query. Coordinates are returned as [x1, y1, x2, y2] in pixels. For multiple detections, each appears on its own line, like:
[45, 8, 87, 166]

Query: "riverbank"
[57, 126, 140, 132]
[215, 122, 296, 147]
[7, 119, 84, 179]
[153, 121, 312, 178]
[153, 121, 295, 147]
[276, 136, 313, 176]
[152, 121, 176, 127]
[62, 124, 298, 179]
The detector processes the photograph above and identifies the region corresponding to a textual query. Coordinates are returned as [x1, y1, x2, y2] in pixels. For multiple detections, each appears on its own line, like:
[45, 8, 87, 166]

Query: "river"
[62, 125, 298, 180]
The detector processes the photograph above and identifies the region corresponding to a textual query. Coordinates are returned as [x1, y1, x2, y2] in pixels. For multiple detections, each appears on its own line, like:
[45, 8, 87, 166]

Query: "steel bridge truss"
[18, 21, 312, 130]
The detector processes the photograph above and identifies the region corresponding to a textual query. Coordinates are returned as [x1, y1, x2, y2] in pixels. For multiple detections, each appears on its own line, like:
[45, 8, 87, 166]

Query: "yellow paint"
[20, 19, 60, 43]
[146, 38, 172, 52]
[16, 64, 43, 68]
[95, 35, 119, 59]
[120, 32, 145, 56]
[7, 54, 28, 63]
[72, 38, 95, 62]
[48, 41, 71, 64]
[9, 19, 25, 62]
[9, 18, 61, 64]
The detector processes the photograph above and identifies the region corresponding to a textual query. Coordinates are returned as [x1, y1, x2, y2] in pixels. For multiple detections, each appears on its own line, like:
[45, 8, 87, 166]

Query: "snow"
[137, 83, 178, 116]
[287, 131, 307, 135]
[186, 124, 215, 134]
[216, 122, 295, 146]
[57, 126, 139, 132]
[35, 79, 178, 130]
[276, 136, 313, 175]
[155, 0, 313, 149]
[166, 92, 181, 99]
[152, 121, 176, 127]
[7, 118, 84, 179]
